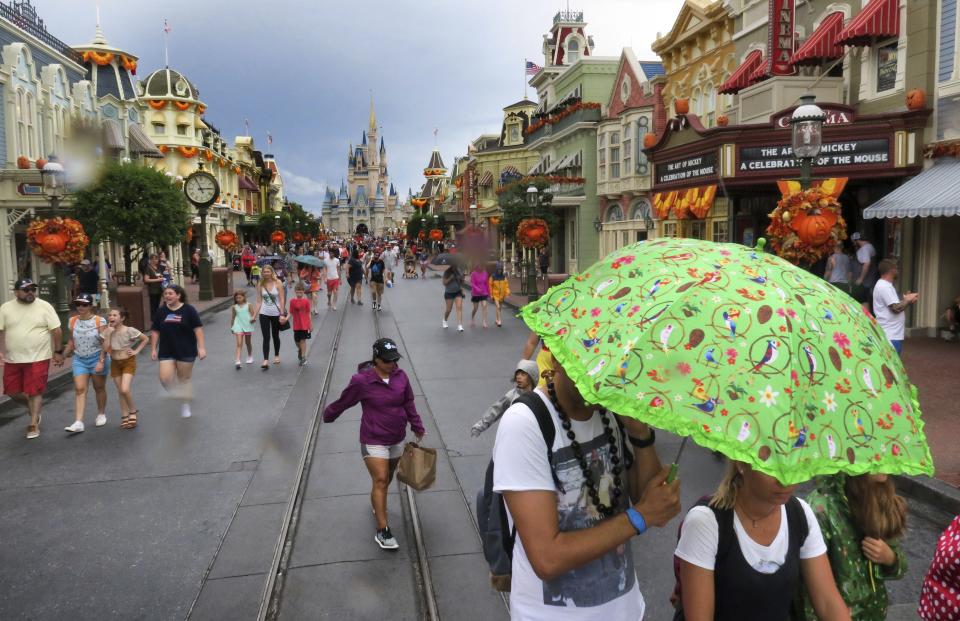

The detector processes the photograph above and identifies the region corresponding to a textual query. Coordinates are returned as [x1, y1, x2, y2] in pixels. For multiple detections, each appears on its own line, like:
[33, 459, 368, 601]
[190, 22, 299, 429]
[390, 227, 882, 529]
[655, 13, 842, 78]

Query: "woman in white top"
[674, 460, 850, 621]
[253, 265, 287, 369]
[62, 293, 108, 433]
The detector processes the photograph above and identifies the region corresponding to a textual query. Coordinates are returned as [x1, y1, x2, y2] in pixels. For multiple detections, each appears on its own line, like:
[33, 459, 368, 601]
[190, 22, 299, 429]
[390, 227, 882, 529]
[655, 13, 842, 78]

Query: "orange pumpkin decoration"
[174, 101, 191, 111]
[643, 133, 658, 149]
[517, 218, 550, 248]
[35, 158, 47, 169]
[120, 55, 137, 73]
[17, 156, 30, 169]
[178, 146, 198, 158]
[271, 230, 286, 244]
[185, 227, 193, 243]
[157, 145, 168, 154]
[215, 229, 239, 250]
[26, 217, 89, 264]
[148, 100, 166, 110]
[906, 88, 926, 111]
[37, 231, 68, 254]
[429, 229, 443, 242]
[293, 232, 304, 242]
[789, 208, 838, 246]
[717, 114, 729, 127]
[674, 98, 690, 115]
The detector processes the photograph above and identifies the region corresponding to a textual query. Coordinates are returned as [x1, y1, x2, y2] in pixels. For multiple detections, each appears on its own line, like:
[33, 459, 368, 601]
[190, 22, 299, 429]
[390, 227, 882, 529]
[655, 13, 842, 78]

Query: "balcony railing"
[553, 10, 584, 24]
[549, 182, 586, 197]
[527, 106, 602, 143]
[0, 3, 81, 62]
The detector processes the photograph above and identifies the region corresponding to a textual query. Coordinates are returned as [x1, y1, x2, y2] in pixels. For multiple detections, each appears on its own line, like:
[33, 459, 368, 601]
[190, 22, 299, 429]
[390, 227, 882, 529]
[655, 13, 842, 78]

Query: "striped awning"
[748, 58, 769, 85]
[790, 12, 846, 66]
[502, 165, 519, 176]
[837, 0, 899, 47]
[103, 119, 125, 150]
[478, 170, 494, 186]
[653, 185, 717, 219]
[863, 159, 960, 219]
[127, 122, 163, 158]
[545, 154, 573, 174]
[528, 155, 548, 176]
[719, 50, 763, 95]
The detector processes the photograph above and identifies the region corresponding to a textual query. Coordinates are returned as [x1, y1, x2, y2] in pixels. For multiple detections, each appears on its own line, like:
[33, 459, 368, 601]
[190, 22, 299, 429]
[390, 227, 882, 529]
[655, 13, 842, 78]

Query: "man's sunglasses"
[19, 286, 37, 292]
[75, 302, 91, 307]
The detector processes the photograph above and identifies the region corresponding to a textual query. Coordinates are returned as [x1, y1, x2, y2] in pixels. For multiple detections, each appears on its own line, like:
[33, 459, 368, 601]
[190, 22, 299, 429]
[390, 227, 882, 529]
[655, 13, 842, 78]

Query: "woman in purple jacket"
[323, 337, 426, 550]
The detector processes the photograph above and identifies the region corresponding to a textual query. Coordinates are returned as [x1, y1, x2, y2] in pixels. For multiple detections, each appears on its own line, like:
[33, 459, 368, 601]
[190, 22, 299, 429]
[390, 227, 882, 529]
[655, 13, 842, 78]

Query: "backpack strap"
[709, 504, 736, 565]
[514, 392, 562, 491]
[611, 413, 635, 472]
[784, 496, 810, 550]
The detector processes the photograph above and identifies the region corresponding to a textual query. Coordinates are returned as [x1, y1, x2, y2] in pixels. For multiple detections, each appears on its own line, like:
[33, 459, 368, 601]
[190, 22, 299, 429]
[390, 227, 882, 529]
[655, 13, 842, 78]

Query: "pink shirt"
[470, 270, 490, 296]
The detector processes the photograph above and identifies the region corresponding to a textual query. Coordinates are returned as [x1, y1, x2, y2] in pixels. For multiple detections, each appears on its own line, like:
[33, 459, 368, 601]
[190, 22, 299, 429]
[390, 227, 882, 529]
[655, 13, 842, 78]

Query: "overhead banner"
[739, 139, 890, 172]
[769, 0, 796, 75]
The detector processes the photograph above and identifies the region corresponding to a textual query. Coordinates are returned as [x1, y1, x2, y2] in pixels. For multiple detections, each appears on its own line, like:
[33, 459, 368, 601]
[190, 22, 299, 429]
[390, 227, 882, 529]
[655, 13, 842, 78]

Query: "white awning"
[545, 153, 573, 174]
[863, 159, 960, 219]
[527, 155, 548, 176]
[103, 119, 125, 150]
[128, 122, 163, 158]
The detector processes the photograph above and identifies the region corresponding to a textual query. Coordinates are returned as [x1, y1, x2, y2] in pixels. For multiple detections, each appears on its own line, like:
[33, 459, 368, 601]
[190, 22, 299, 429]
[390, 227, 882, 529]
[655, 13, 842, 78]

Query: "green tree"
[406, 209, 446, 243]
[496, 176, 555, 243]
[74, 163, 190, 281]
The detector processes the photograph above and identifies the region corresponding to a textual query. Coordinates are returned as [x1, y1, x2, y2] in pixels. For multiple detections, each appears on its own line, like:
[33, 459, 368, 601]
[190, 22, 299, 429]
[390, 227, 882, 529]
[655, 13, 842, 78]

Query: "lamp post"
[525, 184, 541, 303]
[273, 214, 280, 253]
[39, 157, 71, 335]
[196, 202, 213, 302]
[790, 94, 827, 190]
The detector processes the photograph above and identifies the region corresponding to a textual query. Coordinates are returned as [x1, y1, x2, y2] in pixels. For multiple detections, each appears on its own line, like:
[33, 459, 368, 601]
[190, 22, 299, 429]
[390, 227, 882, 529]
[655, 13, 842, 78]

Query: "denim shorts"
[72, 352, 108, 377]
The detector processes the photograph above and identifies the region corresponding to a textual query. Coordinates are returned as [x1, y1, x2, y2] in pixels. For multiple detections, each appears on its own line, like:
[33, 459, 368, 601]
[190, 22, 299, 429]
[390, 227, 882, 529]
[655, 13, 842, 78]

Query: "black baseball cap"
[372, 338, 402, 362]
[13, 278, 36, 290]
[74, 293, 94, 305]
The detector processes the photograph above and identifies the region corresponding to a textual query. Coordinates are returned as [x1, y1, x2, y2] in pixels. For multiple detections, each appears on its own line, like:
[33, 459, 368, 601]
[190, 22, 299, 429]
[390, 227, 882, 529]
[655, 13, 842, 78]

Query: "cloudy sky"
[40, 0, 685, 213]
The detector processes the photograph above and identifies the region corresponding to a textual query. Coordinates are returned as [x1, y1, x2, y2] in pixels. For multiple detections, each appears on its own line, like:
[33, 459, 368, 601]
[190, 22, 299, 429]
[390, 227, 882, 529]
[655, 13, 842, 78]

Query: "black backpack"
[476, 392, 632, 592]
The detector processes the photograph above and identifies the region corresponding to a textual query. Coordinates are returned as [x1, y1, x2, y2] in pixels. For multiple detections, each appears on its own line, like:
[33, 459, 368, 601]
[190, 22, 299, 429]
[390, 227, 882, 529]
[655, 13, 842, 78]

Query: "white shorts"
[361, 443, 404, 460]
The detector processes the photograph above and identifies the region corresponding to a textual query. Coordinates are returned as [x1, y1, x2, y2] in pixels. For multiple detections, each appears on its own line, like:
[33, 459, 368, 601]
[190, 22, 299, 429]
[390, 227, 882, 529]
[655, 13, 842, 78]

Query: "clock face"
[184, 172, 219, 206]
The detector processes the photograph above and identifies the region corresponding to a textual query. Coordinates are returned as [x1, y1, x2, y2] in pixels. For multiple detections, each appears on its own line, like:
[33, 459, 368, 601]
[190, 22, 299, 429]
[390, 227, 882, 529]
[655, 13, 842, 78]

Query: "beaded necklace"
[546, 381, 624, 518]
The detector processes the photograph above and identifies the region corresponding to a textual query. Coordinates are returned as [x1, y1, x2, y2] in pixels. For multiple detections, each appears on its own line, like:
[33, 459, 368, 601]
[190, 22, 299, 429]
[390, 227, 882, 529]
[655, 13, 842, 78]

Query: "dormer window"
[508, 123, 521, 144]
[153, 122, 165, 134]
[566, 38, 580, 64]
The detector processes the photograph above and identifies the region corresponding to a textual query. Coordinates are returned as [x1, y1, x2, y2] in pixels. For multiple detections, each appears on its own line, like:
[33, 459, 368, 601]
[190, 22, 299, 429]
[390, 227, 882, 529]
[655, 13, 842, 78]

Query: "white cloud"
[280, 169, 328, 204]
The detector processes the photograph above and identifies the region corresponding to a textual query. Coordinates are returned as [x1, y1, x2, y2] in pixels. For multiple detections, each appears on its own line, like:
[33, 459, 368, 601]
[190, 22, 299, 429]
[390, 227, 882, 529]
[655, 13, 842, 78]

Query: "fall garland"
[924, 140, 960, 159]
[148, 100, 166, 110]
[120, 55, 137, 74]
[174, 101, 191, 111]
[270, 230, 286, 244]
[517, 218, 550, 249]
[178, 146, 199, 158]
[27, 217, 89, 265]
[525, 101, 602, 135]
[766, 187, 847, 265]
[82, 50, 114, 66]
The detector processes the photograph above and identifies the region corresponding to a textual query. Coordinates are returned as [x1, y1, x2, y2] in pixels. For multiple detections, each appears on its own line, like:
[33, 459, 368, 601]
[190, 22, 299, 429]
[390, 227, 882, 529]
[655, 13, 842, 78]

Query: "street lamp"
[790, 93, 827, 190]
[593, 217, 603, 233]
[39, 157, 70, 335]
[525, 184, 540, 303]
[273, 214, 280, 252]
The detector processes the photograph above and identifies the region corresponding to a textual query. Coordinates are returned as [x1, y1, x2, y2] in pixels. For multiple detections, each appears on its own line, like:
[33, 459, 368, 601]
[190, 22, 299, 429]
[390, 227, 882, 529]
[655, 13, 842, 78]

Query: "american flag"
[525, 61, 542, 76]
[163, 19, 171, 34]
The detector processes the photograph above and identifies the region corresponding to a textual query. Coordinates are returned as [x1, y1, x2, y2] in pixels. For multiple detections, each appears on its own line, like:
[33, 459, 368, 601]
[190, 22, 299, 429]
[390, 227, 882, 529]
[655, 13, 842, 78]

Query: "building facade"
[596, 49, 667, 256]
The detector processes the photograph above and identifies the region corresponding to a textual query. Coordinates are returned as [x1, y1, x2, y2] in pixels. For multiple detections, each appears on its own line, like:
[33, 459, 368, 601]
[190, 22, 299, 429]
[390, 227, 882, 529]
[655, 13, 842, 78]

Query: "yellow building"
[651, 0, 734, 129]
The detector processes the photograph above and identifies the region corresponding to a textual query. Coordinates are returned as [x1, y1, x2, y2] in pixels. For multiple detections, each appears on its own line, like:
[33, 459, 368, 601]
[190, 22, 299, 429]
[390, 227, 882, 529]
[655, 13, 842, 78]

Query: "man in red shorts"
[0, 278, 64, 439]
[322, 247, 342, 311]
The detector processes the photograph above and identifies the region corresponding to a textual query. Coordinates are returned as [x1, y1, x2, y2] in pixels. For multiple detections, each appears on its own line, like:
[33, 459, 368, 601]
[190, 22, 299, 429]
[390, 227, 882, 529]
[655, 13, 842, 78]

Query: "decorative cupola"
[423, 149, 447, 178]
[73, 24, 139, 101]
[542, 8, 594, 68]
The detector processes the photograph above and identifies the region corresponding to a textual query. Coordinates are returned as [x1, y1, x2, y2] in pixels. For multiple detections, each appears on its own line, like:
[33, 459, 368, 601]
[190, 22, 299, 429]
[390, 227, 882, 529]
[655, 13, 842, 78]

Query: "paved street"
[0, 275, 950, 620]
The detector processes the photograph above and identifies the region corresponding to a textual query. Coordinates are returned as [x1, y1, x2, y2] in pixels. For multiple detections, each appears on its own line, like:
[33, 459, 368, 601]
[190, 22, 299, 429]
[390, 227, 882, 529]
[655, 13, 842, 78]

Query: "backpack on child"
[476, 391, 633, 592]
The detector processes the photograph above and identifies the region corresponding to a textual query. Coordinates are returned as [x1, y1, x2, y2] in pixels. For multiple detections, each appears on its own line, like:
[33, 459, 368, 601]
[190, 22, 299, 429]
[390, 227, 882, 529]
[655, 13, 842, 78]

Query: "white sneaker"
[375, 527, 399, 550]
[95, 414, 107, 427]
[246, 356, 254, 364]
[442, 320, 448, 329]
[458, 325, 464, 332]
[65, 421, 85, 433]
[181, 404, 192, 418]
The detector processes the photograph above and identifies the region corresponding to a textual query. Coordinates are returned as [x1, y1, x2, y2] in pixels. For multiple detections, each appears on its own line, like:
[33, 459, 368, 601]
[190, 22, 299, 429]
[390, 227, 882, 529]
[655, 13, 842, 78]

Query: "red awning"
[239, 176, 258, 191]
[836, 0, 899, 47]
[719, 49, 763, 94]
[478, 170, 494, 186]
[790, 12, 846, 66]
[748, 58, 769, 85]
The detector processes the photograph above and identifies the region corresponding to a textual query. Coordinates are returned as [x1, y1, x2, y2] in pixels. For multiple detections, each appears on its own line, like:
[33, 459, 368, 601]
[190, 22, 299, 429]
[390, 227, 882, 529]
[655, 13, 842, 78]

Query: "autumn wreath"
[215, 229, 240, 251]
[270, 230, 286, 244]
[27, 217, 89, 265]
[517, 218, 550, 249]
[766, 187, 847, 265]
[429, 228, 443, 242]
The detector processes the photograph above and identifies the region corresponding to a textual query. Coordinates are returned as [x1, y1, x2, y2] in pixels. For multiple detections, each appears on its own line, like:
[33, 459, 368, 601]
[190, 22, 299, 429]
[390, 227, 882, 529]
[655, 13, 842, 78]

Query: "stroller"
[403, 257, 418, 279]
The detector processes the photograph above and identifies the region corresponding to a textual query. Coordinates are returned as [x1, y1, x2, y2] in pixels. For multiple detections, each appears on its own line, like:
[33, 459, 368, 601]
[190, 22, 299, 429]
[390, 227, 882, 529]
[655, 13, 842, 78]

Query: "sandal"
[121, 411, 138, 429]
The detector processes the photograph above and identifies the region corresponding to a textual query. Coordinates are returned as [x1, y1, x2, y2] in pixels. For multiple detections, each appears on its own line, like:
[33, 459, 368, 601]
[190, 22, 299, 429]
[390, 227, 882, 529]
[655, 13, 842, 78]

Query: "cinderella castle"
[322, 99, 403, 235]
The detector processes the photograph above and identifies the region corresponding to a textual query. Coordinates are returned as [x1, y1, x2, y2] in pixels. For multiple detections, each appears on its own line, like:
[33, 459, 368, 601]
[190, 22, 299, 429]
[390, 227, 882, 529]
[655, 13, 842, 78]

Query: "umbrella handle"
[666, 436, 688, 484]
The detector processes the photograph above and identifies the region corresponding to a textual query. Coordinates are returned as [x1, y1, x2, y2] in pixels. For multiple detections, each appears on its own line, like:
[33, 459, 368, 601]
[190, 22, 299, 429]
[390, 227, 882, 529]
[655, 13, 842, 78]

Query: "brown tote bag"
[396, 443, 437, 491]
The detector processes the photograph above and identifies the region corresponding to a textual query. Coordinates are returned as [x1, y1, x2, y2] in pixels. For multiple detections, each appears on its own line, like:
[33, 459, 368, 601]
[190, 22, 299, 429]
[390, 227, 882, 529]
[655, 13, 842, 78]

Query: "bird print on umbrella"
[644, 279, 664, 301]
[586, 359, 607, 377]
[752, 340, 779, 372]
[704, 347, 720, 366]
[862, 368, 878, 396]
[693, 397, 721, 414]
[743, 266, 766, 284]
[695, 271, 721, 287]
[792, 425, 808, 448]
[736, 421, 751, 442]
[593, 278, 616, 297]
[659, 324, 674, 351]
[803, 345, 817, 380]
[722, 312, 737, 338]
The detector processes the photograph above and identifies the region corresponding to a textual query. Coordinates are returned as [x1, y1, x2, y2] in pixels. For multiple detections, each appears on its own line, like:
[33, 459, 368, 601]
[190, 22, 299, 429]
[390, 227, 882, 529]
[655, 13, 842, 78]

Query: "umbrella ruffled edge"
[520, 305, 936, 487]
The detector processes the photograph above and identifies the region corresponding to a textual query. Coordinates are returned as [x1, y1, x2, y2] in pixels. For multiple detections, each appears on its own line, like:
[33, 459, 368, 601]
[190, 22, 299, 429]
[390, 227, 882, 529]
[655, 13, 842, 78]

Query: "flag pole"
[524, 59, 528, 100]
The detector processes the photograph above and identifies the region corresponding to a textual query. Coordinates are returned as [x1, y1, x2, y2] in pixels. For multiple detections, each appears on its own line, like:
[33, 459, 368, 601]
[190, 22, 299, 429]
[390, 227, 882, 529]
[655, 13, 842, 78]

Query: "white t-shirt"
[492, 390, 644, 621]
[675, 499, 826, 575]
[322, 257, 340, 280]
[873, 278, 904, 341]
[856, 242, 877, 285]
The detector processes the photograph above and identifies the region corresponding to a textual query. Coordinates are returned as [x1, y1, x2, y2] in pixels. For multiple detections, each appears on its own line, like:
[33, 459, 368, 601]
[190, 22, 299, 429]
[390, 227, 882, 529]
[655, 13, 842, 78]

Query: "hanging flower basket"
[215, 229, 239, 251]
[411, 197, 428, 209]
[766, 187, 847, 265]
[517, 218, 550, 249]
[27, 217, 89, 265]
[429, 228, 443, 242]
[270, 230, 286, 244]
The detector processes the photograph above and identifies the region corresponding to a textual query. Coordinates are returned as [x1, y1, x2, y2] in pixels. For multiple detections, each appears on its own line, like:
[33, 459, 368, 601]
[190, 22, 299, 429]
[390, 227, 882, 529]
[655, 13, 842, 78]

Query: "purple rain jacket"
[322, 363, 425, 446]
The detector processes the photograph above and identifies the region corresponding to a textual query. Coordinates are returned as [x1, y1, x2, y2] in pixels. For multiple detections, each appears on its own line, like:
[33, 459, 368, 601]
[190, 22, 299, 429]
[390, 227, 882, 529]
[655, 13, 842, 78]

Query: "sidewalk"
[0, 270, 247, 417]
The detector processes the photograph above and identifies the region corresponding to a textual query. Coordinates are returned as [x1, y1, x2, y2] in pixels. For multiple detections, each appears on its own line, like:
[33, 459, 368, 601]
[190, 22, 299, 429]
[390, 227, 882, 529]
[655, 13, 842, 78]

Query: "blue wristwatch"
[626, 507, 647, 535]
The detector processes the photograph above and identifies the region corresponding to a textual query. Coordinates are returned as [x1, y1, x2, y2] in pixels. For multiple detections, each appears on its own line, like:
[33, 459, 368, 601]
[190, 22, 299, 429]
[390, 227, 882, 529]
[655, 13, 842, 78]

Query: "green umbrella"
[295, 254, 324, 268]
[520, 238, 933, 485]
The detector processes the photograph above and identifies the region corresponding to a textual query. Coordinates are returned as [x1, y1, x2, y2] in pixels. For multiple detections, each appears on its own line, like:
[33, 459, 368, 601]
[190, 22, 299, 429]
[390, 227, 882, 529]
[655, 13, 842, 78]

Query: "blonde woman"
[253, 264, 287, 370]
[674, 461, 850, 621]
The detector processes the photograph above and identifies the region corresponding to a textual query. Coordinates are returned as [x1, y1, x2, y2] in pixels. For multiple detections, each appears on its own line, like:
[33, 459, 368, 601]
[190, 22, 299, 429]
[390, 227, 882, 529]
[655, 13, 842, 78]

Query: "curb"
[0, 296, 235, 421]
[497, 287, 960, 514]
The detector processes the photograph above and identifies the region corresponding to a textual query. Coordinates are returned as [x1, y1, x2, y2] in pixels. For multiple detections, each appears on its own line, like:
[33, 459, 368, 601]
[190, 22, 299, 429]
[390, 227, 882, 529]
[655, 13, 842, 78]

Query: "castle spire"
[369, 94, 377, 132]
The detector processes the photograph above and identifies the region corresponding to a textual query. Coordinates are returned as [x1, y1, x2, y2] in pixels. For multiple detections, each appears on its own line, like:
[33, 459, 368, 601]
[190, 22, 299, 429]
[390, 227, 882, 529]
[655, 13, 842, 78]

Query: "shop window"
[876, 41, 898, 92]
[623, 124, 632, 178]
[16, 90, 26, 156]
[712, 220, 729, 242]
[177, 124, 189, 136]
[567, 38, 580, 64]
[663, 222, 678, 238]
[636, 117, 650, 175]
[598, 137, 606, 181]
[610, 146, 620, 178]
[689, 220, 707, 240]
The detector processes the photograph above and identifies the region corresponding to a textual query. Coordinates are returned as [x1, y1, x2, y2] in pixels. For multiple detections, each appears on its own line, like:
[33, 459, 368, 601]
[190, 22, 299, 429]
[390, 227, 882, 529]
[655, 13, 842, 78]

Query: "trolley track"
[259, 302, 439, 621]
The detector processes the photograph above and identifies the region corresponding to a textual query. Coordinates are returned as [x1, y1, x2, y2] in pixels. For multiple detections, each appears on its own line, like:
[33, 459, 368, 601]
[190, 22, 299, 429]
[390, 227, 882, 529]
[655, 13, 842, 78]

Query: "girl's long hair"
[260, 265, 277, 289]
[710, 461, 744, 510]
[845, 475, 907, 539]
